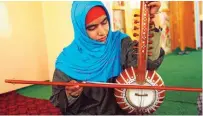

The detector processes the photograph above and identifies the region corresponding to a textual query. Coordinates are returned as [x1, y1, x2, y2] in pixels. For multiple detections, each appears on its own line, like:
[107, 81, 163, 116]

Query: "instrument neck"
[136, 1, 150, 83]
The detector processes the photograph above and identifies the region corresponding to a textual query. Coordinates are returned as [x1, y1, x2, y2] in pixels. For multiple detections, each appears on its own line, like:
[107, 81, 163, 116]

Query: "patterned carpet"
[0, 91, 61, 115]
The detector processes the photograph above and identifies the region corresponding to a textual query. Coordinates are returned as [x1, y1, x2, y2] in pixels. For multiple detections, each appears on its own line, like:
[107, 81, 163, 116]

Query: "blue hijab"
[55, 1, 128, 82]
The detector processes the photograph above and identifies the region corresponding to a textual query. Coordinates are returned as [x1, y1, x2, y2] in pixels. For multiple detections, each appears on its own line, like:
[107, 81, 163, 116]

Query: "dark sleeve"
[147, 48, 165, 70]
[121, 37, 165, 70]
[121, 37, 138, 69]
[49, 69, 82, 114]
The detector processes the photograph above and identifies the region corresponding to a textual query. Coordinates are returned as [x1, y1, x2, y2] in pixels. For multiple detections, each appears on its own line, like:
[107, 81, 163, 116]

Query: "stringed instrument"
[4, 1, 202, 115]
[114, 1, 164, 114]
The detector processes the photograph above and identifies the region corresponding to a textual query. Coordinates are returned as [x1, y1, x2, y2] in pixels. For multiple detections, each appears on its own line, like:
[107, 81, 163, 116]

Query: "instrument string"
[136, 1, 150, 110]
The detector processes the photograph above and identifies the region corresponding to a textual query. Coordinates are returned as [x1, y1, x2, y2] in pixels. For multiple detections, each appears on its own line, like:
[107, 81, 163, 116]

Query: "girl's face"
[86, 15, 109, 43]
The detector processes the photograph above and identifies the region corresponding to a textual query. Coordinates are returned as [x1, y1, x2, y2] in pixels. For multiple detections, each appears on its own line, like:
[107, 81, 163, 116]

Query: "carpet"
[0, 91, 61, 115]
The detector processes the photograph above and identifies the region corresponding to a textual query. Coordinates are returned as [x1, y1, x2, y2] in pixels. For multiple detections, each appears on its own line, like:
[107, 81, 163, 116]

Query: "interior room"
[0, 1, 202, 115]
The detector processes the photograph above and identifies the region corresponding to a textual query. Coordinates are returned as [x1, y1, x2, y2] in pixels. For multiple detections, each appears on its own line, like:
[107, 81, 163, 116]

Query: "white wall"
[0, 2, 49, 94]
[194, 1, 201, 49]
[0, 1, 75, 93]
[42, 1, 74, 81]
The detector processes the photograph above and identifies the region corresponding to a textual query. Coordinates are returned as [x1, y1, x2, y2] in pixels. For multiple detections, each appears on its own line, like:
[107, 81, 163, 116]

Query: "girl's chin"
[99, 40, 106, 43]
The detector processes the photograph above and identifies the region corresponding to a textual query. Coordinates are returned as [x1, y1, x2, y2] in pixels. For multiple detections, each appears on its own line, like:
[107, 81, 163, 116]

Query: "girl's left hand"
[146, 1, 161, 15]
[146, 1, 161, 56]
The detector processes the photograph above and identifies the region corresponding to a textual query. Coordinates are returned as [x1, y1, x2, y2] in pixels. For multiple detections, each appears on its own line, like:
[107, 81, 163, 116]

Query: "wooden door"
[169, 1, 196, 51]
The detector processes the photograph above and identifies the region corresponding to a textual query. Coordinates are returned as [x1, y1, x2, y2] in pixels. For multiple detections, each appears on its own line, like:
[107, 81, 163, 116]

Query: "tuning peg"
[134, 14, 140, 17]
[149, 21, 155, 25]
[148, 52, 153, 56]
[134, 20, 139, 24]
[133, 33, 139, 37]
[149, 25, 154, 29]
[134, 26, 139, 30]
[148, 46, 153, 50]
[150, 14, 155, 19]
[148, 33, 154, 38]
[148, 40, 153, 44]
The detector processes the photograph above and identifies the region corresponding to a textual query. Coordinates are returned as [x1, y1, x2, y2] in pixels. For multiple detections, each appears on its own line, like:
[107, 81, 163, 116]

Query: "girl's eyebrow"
[101, 17, 107, 23]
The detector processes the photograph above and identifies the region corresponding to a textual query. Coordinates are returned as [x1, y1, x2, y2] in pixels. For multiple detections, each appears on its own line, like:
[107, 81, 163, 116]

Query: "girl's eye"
[86, 25, 97, 31]
[101, 18, 108, 25]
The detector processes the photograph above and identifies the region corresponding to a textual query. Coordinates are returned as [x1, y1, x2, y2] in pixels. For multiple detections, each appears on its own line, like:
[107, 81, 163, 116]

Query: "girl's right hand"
[65, 80, 83, 97]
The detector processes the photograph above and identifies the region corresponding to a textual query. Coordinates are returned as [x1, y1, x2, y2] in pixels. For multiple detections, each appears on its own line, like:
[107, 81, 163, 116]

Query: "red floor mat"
[0, 91, 61, 115]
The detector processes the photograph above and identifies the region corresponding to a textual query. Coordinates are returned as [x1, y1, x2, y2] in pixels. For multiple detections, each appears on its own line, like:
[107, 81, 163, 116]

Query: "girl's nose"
[97, 25, 106, 36]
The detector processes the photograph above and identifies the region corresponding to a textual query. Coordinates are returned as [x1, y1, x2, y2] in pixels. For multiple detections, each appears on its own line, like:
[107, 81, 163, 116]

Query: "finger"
[149, 33, 154, 38]
[148, 46, 153, 50]
[66, 82, 83, 92]
[147, 2, 161, 7]
[70, 88, 83, 96]
[145, 1, 149, 4]
[66, 87, 82, 96]
[69, 80, 77, 83]
[150, 14, 155, 19]
[65, 83, 79, 89]
[148, 40, 153, 44]
[148, 2, 161, 14]
[150, 28, 155, 31]
[66, 85, 80, 92]
[71, 81, 79, 88]
[65, 80, 80, 89]
[148, 52, 153, 56]
[150, 21, 155, 26]
[65, 89, 72, 96]
[74, 87, 83, 94]
[70, 91, 79, 97]
[145, 1, 153, 4]
[65, 83, 79, 91]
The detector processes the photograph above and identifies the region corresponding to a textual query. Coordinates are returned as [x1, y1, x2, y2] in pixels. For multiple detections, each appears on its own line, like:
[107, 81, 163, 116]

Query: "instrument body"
[114, 67, 165, 114]
[114, 1, 165, 114]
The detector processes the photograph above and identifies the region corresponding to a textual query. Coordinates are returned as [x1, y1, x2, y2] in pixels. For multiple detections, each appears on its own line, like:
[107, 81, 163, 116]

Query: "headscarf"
[55, 1, 128, 82]
[85, 6, 106, 24]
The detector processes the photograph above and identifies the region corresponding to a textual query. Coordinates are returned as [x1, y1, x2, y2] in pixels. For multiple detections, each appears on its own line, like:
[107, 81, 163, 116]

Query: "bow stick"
[5, 79, 202, 92]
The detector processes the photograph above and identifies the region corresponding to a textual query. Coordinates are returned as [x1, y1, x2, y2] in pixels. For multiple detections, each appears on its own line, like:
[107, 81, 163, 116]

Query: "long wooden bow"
[5, 79, 202, 92]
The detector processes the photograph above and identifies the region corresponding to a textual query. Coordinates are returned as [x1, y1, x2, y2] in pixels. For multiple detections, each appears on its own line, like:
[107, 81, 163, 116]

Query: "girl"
[50, 1, 164, 115]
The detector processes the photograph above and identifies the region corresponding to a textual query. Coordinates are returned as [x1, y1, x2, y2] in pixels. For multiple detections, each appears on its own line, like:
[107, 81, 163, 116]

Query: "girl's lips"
[98, 36, 106, 42]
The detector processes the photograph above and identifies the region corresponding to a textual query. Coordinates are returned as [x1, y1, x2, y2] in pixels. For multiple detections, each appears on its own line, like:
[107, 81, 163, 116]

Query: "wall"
[199, 1, 203, 20]
[0, 2, 49, 94]
[42, 1, 74, 81]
